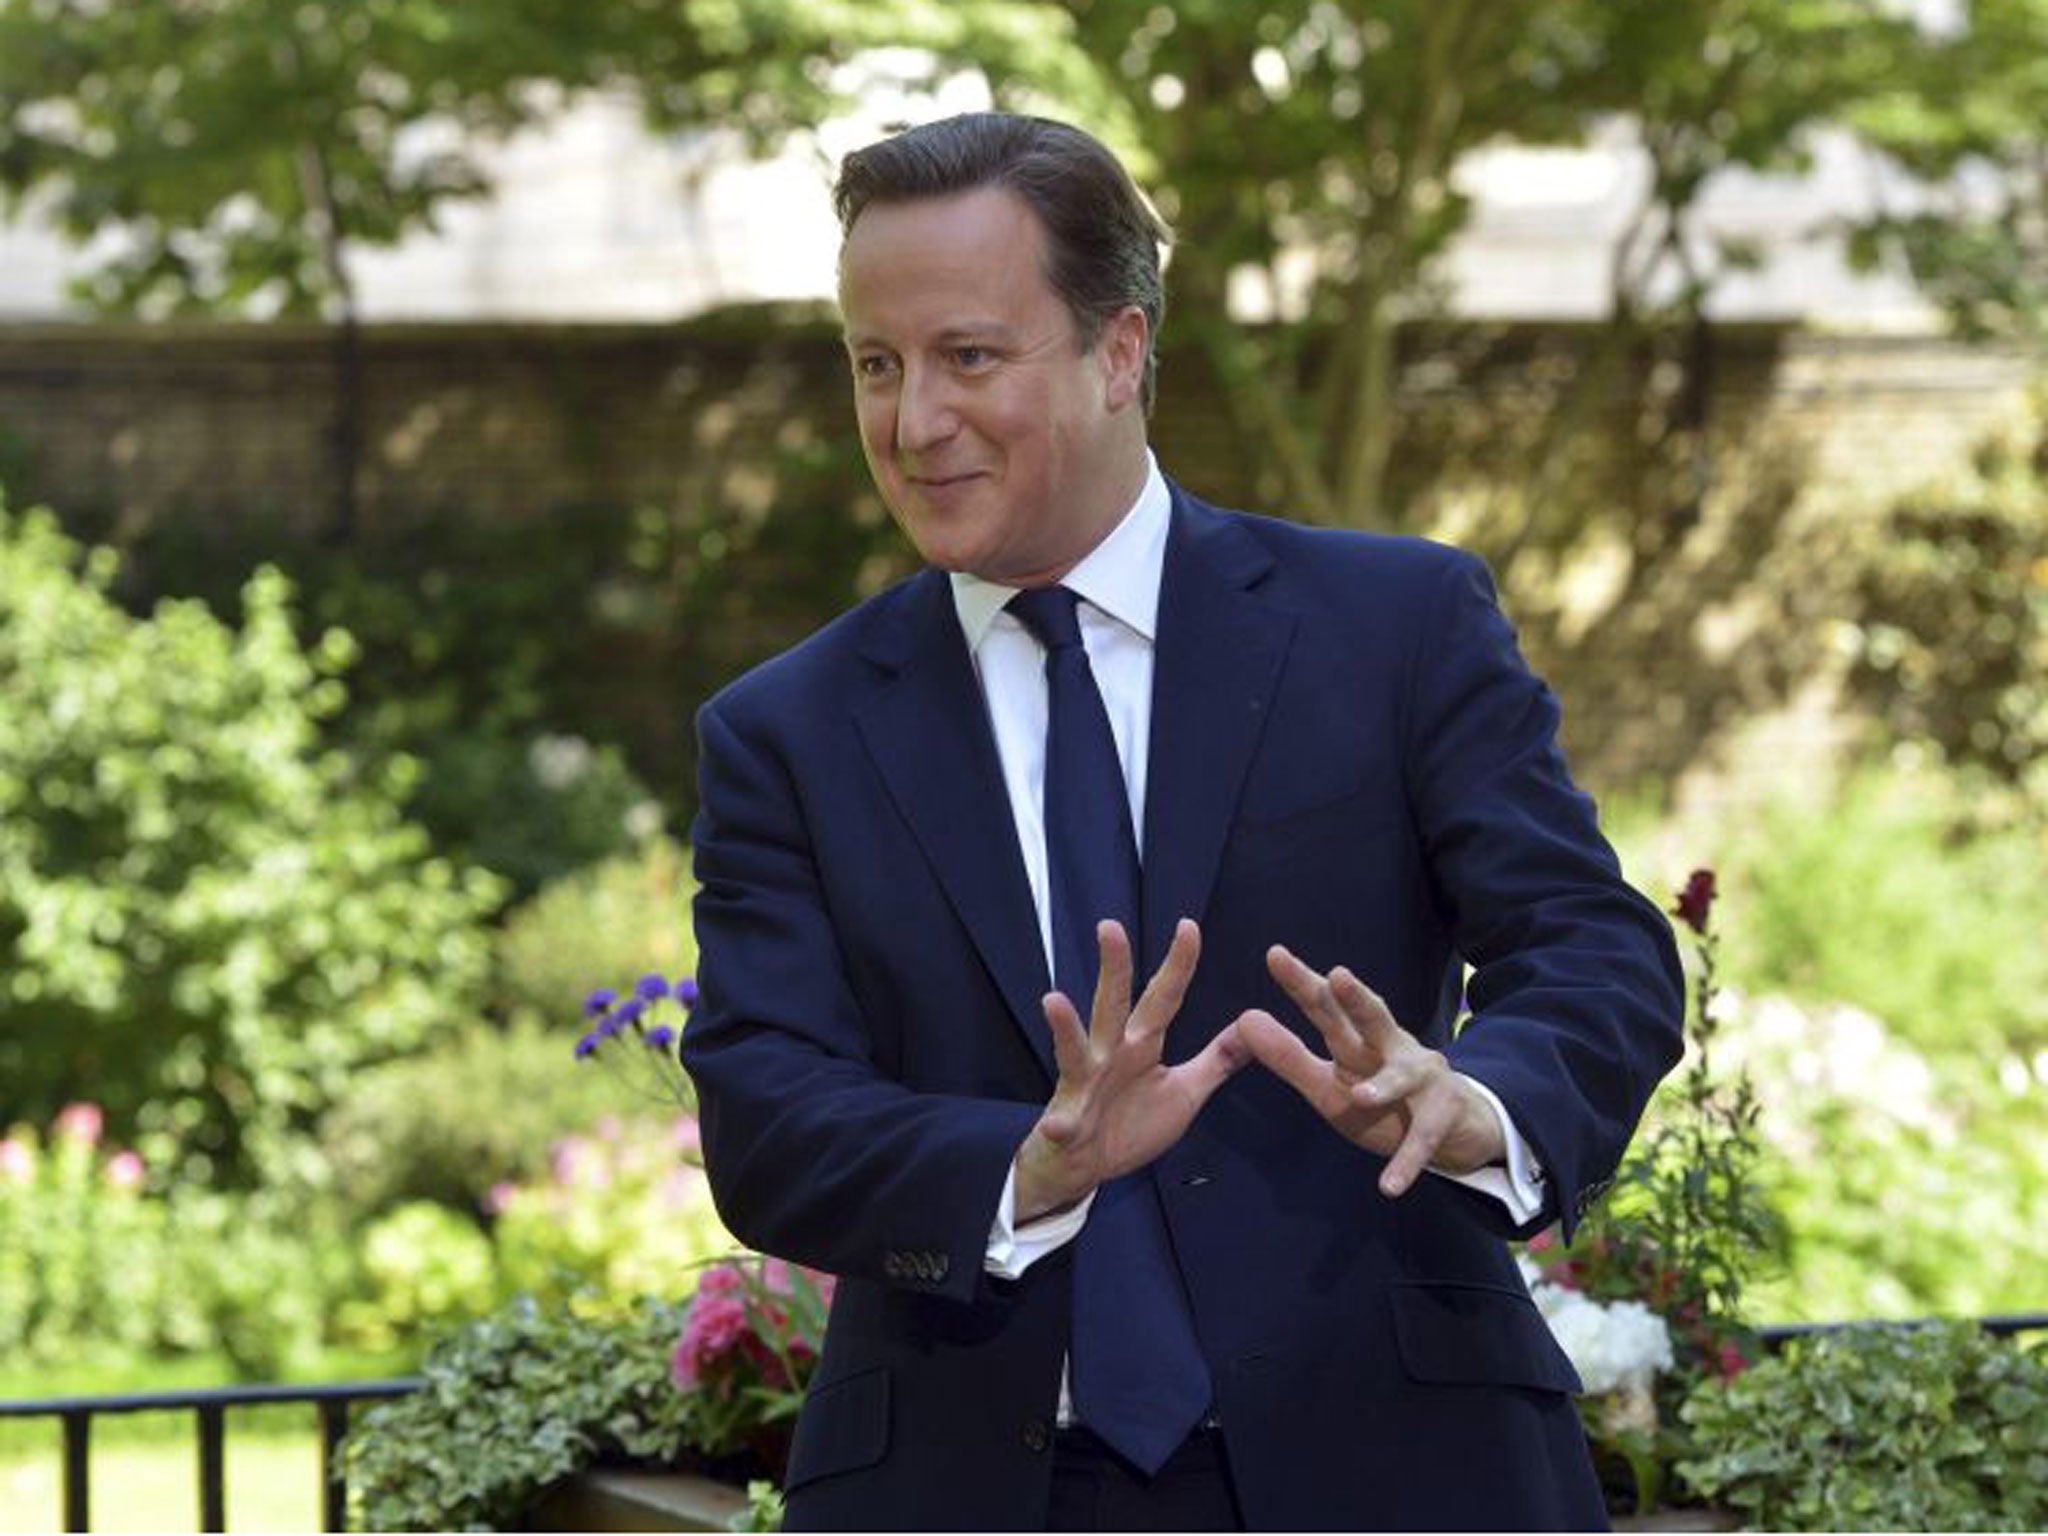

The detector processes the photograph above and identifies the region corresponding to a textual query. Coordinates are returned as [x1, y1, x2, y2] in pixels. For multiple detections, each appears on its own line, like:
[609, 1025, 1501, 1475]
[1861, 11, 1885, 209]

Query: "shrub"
[0, 1105, 341, 1377]
[490, 1115, 734, 1307]
[1840, 409, 2048, 794]
[493, 836, 698, 1024]
[0, 499, 503, 1185]
[331, 1201, 500, 1355]
[1717, 764, 2048, 1058]
[318, 1017, 625, 1221]
[342, 1257, 832, 1530]
[1724, 993, 2048, 1322]
[405, 727, 664, 907]
[344, 1295, 696, 1532]
[0, 1107, 165, 1368]
[1680, 1321, 2048, 1530]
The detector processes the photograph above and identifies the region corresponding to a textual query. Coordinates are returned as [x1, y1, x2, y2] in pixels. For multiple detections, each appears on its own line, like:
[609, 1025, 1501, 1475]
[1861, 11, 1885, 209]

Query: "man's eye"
[953, 346, 993, 368]
[853, 354, 896, 380]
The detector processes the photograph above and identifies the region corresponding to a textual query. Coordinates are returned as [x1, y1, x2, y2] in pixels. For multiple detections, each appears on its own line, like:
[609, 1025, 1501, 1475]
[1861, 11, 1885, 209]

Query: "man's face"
[837, 185, 1148, 585]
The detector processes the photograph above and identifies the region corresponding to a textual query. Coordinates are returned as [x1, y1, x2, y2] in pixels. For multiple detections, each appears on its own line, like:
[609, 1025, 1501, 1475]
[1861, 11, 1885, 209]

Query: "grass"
[0, 1421, 325, 1533]
[0, 1348, 416, 1532]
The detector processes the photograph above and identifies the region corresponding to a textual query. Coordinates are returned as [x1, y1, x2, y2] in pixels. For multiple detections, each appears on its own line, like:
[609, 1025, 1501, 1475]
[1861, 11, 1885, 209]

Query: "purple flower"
[635, 973, 670, 1002]
[574, 1031, 600, 1059]
[676, 977, 700, 1009]
[583, 988, 618, 1019]
[614, 998, 647, 1027]
[646, 1024, 675, 1050]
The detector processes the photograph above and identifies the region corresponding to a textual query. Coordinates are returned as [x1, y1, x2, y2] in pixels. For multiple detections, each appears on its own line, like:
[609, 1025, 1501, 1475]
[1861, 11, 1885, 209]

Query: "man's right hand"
[1012, 917, 1249, 1223]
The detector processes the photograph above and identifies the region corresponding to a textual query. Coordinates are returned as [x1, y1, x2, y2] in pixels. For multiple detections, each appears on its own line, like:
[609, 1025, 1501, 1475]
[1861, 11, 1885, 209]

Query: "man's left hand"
[1235, 946, 1504, 1198]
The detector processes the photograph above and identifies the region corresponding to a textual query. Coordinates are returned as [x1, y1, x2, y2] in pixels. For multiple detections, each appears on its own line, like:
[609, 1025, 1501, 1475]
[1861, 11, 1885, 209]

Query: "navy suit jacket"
[682, 483, 1684, 1530]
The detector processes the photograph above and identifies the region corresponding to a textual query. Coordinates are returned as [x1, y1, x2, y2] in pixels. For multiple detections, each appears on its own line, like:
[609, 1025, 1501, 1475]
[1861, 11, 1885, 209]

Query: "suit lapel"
[854, 571, 1057, 1081]
[1141, 489, 1297, 978]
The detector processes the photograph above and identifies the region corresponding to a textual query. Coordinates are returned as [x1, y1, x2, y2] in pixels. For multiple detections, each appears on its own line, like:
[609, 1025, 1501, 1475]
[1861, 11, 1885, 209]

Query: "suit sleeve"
[679, 692, 1041, 1303]
[1404, 550, 1685, 1240]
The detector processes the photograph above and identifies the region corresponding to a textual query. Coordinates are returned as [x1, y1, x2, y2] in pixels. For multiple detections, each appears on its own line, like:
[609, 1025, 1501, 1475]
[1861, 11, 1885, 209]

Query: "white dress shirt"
[951, 453, 1547, 1281]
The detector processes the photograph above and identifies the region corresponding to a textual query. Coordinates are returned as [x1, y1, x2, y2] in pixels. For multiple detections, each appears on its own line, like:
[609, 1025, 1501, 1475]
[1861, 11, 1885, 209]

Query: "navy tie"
[1006, 586, 1212, 1476]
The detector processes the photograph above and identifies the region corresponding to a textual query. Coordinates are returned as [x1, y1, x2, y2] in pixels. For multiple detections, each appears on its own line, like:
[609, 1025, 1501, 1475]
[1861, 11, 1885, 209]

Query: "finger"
[1329, 967, 1405, 1052]
[1349, 1054, 1432, 1109]
[1177, 1013, 1252, 1100]
[1038, 1103, 1081, 1146]
[1131, 918, 1200, 1041]
[1380, 1095, 1456, 1198]
[1235, 1010, 1356, 1121]
[1089, 920, 1135, 1051]
[1042, 991, 1091, 1081]
[1266, 946, 1367, 1062]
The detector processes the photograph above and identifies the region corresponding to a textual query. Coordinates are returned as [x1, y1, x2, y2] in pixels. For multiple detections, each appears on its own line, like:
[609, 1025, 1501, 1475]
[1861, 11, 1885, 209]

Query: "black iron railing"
[1758, 1311, 2048, 1349]
[3, 1313, 2045, 1532]
[0, 1378, 420, 1533]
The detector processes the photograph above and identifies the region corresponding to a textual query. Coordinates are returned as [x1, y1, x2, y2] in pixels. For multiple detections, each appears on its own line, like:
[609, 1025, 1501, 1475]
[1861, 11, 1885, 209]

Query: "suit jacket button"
[883, 1253, 902, 1279]
[1021, 1417, 1051, 1453]
[931, 1252, 949, 1279]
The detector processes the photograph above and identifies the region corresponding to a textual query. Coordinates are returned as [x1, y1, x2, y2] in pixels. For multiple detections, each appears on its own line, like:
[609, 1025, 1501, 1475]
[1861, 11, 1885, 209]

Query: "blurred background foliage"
[1, 0, 2046, 1404]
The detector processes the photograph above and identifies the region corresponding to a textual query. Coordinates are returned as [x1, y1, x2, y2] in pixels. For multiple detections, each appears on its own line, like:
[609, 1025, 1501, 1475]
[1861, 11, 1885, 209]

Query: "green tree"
[986, 0, 1597, 529]
[976, 0, 1928, 542]
[0, 494, 503, 1186]
[0, 0, 1097, 536]
[1846, 0, 2048, 341]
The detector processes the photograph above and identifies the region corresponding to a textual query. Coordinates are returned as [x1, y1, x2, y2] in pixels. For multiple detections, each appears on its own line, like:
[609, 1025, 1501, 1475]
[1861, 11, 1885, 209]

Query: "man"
[682, 112, 1683, 1531]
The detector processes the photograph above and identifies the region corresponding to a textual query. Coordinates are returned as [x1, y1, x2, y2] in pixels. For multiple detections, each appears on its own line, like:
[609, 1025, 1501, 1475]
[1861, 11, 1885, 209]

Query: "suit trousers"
[1046, 1425, 1244, 1532]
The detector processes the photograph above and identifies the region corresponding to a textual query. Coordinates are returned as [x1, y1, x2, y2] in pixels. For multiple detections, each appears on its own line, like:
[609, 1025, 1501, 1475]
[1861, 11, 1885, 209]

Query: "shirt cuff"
[984, 1165, 1096, 1279]
[1432, 1074, 1547, 1225]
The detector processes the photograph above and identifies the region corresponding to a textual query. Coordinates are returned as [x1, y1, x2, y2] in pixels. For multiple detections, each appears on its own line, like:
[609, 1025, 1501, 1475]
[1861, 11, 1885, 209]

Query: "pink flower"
[670, 1116, 703, 1155]
[670, 1335, 701, 1391]
[0, 1137, 32, 1183]
[480, 1182, 519, 1217]
[551, 1136, 606, 1189]
[691, 1295, 750, 1354]
[1717, 1341, 1749, 1379]
[54, 1103, 103, 1146]
[104, 1151, 146, 1190]
[695, 1262, 747, 1300]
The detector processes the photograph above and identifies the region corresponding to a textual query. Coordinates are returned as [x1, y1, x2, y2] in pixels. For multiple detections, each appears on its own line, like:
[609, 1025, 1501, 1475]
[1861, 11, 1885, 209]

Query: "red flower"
[1716, 1341, 1749, 1379]
[1672, 869, 1717, 935]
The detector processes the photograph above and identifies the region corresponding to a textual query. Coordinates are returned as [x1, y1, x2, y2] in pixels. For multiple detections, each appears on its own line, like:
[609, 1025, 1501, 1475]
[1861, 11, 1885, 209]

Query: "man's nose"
[894, 365, 960, 454]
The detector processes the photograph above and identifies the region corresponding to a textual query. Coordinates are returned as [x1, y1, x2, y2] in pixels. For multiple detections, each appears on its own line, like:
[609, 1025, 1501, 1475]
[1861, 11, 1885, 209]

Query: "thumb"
[1234, 1010, 1353, 1121]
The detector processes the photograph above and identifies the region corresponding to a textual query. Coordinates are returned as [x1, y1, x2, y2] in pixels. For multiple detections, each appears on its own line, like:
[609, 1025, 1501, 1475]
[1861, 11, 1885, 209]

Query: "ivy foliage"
[1680, 1321, 2048, 1531]
[343, 1295, 694, 1532]
[0, 495, 502, 1185]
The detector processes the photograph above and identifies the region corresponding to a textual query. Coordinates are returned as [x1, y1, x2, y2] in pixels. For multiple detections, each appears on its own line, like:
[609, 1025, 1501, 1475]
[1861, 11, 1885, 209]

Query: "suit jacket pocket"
[784, 1365, 891, 1492]
[1389, 1280, 1583, 1395]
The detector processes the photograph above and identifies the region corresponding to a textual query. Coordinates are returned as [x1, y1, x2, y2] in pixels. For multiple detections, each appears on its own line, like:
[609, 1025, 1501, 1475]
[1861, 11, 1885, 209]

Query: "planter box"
[525, 1468, 750, 1532]
[1612, 1508, 1740, 1533]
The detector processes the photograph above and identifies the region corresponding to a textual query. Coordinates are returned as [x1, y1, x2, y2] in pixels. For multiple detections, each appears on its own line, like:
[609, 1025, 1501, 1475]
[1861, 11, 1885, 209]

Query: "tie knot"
[1006, 585, 1084, 651]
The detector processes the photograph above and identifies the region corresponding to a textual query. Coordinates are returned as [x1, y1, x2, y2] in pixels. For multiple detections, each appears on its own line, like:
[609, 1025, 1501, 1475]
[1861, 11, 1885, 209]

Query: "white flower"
[1526, 1279, 1675, 1396]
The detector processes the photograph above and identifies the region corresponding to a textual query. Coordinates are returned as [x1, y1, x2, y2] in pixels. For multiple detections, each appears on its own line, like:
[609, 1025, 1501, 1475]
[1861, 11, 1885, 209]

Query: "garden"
[6, 1, 2048, 1528]
[6, 397, 2048, 1526]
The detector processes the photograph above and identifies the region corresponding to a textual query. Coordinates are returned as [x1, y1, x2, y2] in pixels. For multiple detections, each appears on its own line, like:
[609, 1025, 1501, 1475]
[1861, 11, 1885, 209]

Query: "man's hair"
[832, 112, 1171, 413]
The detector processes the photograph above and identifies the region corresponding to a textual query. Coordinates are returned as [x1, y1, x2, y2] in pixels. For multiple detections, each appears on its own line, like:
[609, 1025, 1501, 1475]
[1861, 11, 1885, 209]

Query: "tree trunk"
[297, 139, 361, 546]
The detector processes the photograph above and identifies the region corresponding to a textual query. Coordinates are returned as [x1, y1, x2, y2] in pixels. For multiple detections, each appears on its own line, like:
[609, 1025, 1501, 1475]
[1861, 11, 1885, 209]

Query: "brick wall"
[1, 316, 2037, 805]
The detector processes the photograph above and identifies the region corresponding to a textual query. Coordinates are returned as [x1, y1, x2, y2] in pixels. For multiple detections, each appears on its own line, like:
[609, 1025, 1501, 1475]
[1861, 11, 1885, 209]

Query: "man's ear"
[1098, 305, 1150, 413]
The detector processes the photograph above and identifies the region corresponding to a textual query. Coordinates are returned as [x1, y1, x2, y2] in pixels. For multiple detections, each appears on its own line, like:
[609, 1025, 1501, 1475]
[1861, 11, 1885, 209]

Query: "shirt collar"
[950, 451, 1171, 651]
